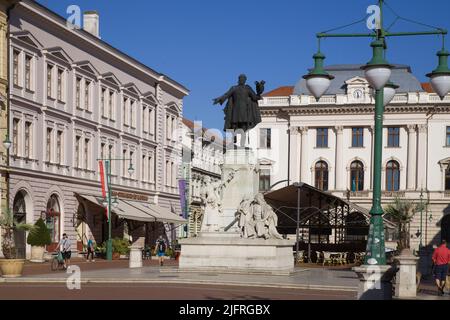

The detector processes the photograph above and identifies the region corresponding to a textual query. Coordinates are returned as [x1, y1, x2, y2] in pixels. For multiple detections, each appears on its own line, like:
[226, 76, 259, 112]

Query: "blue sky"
[38, 0, 450, 131]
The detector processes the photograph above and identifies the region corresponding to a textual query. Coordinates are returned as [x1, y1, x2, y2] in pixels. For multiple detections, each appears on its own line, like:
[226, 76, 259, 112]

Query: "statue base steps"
[179, 232, 295, 275]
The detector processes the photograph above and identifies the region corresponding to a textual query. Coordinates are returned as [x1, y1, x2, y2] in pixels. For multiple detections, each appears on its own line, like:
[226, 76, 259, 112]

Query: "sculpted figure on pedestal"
[236, 193, 283, 240]
[200, 171, 236, 232]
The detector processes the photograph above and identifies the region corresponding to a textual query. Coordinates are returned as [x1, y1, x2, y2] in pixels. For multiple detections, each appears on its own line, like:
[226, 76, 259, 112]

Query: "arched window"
[46, 194, 61, 249]
[386, 160, 400, 191]
[350, 161, 364, 191]
[314, 161, 328, 191]
[13, 191, 27, 259]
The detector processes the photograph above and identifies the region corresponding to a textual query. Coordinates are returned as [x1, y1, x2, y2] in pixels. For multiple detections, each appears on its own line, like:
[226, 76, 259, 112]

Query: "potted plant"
[0, 208, 34, 277]
[112, 238, 130, 259]
[384, 197, 425, 253]
[27, 218, 52, 263]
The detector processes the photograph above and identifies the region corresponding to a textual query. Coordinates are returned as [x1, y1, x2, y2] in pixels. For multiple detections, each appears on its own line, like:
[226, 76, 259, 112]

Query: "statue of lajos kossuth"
[213, 74, 265, 148]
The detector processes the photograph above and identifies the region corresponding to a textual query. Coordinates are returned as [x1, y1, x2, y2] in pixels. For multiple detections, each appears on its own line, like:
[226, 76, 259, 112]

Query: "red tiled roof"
[421, 82, 433, 93]
[263, 86, 294, 97]
[182, 117, 195, 129]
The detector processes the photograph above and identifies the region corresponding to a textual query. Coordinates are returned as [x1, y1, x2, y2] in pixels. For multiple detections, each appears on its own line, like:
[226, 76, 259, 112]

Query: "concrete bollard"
[129, 246, 143, 268]
[394, 249, 419, 298]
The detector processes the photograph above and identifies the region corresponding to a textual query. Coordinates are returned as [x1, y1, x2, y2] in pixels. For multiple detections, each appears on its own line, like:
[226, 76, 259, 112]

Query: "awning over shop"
[75, 193, 186, 225]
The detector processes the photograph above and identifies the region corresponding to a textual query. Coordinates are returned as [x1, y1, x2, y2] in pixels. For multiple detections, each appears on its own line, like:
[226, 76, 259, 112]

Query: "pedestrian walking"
[86, 236, 95, 262]
[432, 239, 450, 296]
[155, 236, 167, 266]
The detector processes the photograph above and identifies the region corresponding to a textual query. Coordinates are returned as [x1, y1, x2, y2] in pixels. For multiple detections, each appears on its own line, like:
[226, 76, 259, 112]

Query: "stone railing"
[349, 191, 370, 197]
[309, 95, 337, 104]
[444, 190, 450, 198]
[260, 97, 290, 106]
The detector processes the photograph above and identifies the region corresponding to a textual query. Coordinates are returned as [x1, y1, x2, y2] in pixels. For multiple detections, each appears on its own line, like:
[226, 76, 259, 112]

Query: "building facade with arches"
[0, 1, 188, 258]
[249, 64, 450, 251]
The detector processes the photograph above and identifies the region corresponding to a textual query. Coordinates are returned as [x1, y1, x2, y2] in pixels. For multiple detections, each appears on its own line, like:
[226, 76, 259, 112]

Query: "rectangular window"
[108, 144, 114, 172]
[446, 126, 450, 146]
[25, 55, 32, 90]
[84, 138, 89, 169]
[84, 81, 90, 110]
[387, 127, 400, 147]
[123, 98, 129, 126]
[316, 128, 328, 148]
[109, 91, 114, 120]
[171, 117, 176, 141]
[101, 88, 106, 117]
[47, 64, 53, 98]
[150, 108, 155, 135]
[129, 151, 134, 178]
[75, 136, 80, 168]
[166, 161, 171, 186]
[76, 77, 81, 109]
[143, 106, 147, 133]
[100, 142, 105, 160]
[166, 115, 171, 140]
[142, 155, 146, 181]
[46, 128, 52, 162]
[259, 128, 271, 149]
[130, 100, 136, 128]
[56, 130, 63, 164]
[352, 127, 364, 148]
[12, 119, 19, 156]
[148, 155, 153, 182]
[13, 50, 19, 86]
[122, 150, 127, 176]
[57, 69, 63, 101]
[259, 168, 271, 192]
[24, 121, 31, 158]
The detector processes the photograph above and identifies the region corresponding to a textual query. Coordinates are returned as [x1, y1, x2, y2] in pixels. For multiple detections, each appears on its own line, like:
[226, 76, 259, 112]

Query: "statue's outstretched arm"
[213, 87, 234, 105]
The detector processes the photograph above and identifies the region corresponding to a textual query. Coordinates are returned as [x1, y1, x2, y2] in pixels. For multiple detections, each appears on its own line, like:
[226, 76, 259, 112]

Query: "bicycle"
[51, 251, 66, 271]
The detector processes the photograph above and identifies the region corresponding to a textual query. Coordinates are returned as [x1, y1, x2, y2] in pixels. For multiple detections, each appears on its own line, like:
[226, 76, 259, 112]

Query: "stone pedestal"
[129, 236, 144, 268]
[220, 149, 259, 231]
[394, 250, 419, 298]
[129, 247, 143, 268]
[353, 265, 396, 300]
[179, 232, 295, 275]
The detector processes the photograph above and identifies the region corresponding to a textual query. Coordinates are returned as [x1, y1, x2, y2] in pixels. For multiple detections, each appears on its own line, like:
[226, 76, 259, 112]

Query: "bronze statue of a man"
[213, 74, 264, 147]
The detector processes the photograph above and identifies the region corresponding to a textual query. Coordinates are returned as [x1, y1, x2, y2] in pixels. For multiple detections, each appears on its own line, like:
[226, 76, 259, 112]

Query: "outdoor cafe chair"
[323, 252, 333, 266]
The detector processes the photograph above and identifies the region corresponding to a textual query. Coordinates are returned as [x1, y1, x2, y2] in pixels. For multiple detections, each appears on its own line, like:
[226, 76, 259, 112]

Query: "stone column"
[417, 124, 427, 189]
[406, 125, 417, 190]
[334, 126, 344, 190]
[289, 126, 301, 183]
[299, 127, 309, 184]
[394, 249, 419, 298]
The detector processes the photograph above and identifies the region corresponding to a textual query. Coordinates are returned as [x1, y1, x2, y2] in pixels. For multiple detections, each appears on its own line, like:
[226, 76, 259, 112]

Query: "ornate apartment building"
[1, 0, 188, 258]
[180, 118, 223, 238]
[249, 64, 450, 251]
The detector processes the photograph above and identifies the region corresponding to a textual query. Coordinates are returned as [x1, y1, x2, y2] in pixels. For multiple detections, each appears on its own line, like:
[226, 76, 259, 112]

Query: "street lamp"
[97, 155, 134, 261]
[2, 134, 11, 150]
[303, 0, 450, 267]
[382, 81, 399, 106]
[303, 52, 335, 101]
[427, 49, 450, 99]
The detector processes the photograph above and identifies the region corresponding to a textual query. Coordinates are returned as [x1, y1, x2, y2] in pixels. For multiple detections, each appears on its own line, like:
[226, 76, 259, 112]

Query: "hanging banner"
[99, 160, 110, 220]
[178, 179, 188, 219]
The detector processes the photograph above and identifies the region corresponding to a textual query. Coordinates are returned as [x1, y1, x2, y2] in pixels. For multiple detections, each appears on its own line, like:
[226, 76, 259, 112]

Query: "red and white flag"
[99, 160, 109, 220]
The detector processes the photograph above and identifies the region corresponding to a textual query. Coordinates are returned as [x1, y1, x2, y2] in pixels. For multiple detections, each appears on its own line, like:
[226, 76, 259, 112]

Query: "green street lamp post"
[97, 154, 135, 261]
[303, 0, 450, 267]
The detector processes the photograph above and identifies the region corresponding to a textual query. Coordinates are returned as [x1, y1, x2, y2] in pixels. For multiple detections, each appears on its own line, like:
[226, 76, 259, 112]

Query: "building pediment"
[12, 31, 43, 50]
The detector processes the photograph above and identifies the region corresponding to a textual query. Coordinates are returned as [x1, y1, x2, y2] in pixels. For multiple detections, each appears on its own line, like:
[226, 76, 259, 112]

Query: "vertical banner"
[99, 160, 110, 220]
[178, 179, 187, 219]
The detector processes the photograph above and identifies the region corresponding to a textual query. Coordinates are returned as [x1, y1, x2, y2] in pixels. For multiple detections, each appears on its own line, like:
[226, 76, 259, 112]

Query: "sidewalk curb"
[0, 277, 357, 292]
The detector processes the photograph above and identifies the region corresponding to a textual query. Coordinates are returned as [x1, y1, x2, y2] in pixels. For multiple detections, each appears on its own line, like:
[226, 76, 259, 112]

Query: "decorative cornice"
[260, 104, 450, 116]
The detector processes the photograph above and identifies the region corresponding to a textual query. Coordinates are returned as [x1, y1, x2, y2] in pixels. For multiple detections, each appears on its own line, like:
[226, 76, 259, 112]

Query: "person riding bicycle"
[55, 233, 72, 269]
